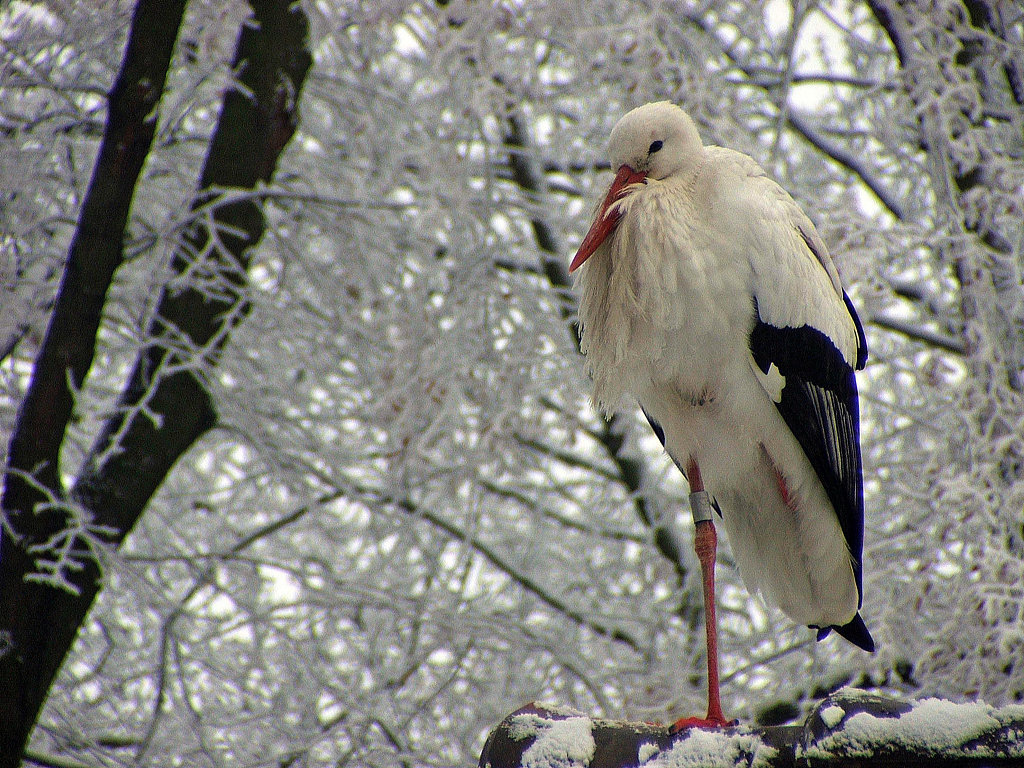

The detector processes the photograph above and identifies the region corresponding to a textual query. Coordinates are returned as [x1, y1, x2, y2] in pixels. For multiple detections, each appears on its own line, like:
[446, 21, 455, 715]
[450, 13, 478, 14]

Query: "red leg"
[672, 460, 731, 731]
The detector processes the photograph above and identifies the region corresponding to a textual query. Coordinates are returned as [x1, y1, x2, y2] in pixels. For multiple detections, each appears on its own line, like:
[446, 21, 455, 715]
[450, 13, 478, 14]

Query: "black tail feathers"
[812, 613, 875, 653]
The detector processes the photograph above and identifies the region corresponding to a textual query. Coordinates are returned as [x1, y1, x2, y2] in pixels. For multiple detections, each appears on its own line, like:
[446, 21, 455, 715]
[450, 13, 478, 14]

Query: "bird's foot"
[669, 713, 736, 733]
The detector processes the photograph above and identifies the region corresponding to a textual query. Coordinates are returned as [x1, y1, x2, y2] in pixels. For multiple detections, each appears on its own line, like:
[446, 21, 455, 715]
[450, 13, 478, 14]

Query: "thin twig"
[870, 314, 966, 355]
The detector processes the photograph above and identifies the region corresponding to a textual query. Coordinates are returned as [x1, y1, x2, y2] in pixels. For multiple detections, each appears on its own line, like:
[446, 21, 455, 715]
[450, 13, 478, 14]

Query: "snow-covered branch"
[480, 691, 1024, 768]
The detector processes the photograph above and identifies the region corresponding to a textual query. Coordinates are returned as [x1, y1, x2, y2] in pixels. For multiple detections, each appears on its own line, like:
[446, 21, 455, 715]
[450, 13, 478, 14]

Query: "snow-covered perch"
[478, 690, 1024, 768]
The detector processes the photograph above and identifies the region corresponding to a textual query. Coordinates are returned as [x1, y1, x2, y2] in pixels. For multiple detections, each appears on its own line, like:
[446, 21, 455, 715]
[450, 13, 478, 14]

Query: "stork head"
[570, 102, 704, 272]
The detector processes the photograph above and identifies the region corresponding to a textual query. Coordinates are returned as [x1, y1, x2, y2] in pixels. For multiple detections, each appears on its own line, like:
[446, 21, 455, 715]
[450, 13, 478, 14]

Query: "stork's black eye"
[648, 140, 663, 154]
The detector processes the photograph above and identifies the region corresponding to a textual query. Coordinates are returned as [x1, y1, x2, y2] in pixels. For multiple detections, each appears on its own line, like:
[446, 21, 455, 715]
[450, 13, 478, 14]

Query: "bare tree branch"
[870, 314, 967, 355]
[866, 0, 1023, 388]
[786, 110, 908, 220]
[398, 493, 643, 654]
[681, 8, 908, 221]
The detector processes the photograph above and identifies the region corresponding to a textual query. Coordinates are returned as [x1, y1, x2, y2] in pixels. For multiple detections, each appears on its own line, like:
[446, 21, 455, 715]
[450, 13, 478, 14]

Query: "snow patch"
[637, 741, 660, 763]
[508, 713, 550, 742]
[819, 704, 846, 729]
[994, 705, 1024, 726]
[533, 701, 588, 719]
[647, 729, 777, 768]
[807, 697, 1011, 758]
[510, 713, 596, 768]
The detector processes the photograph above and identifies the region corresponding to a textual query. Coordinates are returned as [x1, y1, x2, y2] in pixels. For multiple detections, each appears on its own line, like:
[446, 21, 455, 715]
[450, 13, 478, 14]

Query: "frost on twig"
[479, 690, 1024, 767]
[6, 470, 116, 596]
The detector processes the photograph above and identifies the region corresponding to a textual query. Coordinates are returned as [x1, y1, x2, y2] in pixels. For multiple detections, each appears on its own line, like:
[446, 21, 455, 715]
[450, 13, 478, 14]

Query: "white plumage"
[571, 103, 872, 725]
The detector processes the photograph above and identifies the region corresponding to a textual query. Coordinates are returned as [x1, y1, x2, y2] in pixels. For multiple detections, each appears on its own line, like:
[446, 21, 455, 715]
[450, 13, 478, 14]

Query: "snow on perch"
[507, 706, 597, 768]
[478, 694, 1024, 768]
[479, 701, 777, 768]
[802, 688, 1024, 763]
[645, 729, 777, 768]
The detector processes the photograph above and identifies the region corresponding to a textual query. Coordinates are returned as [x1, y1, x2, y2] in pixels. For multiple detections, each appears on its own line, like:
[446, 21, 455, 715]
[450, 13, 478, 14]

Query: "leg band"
[689, 490, 715, 525]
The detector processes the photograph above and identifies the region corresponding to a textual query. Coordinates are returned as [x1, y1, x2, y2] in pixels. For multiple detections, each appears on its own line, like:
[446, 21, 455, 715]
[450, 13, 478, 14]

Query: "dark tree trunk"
[0, 0, 188, 759]
[0, 2, 312, 765]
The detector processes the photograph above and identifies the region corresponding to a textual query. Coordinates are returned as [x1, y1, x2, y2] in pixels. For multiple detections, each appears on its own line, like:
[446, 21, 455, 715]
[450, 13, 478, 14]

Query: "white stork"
[570, 102, 873, 729]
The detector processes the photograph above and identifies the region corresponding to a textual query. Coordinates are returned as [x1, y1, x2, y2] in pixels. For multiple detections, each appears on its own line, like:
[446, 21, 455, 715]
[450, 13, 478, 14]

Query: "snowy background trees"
[1, 1, 1021, 766]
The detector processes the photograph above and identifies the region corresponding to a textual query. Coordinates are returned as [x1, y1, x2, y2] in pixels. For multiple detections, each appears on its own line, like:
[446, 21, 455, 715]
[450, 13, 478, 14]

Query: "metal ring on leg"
[689, 490, 715, 525]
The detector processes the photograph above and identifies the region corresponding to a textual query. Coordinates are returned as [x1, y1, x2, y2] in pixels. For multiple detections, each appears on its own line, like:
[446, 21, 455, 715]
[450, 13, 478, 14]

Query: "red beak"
[569, 164, 647, 273]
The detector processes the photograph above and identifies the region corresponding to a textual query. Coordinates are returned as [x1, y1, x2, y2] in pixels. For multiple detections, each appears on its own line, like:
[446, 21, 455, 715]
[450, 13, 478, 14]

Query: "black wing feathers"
[844, 290, 868, 370]
[642, 408, 666, 449]
[748, 301, 865, 602]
